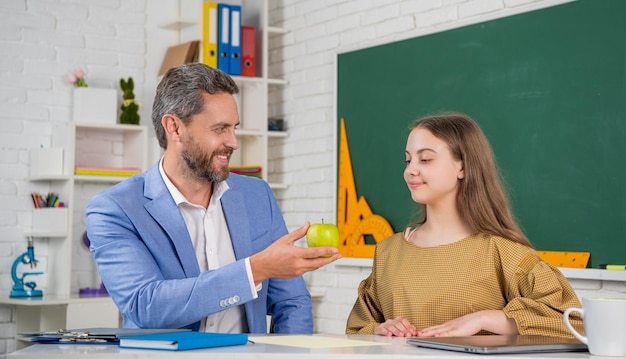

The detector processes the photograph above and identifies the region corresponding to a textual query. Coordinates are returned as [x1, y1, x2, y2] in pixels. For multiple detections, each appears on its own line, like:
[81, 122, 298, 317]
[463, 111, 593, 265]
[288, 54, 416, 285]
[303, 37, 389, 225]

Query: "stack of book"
[74, 166, 141, 177]
[230, 165, 262, 178]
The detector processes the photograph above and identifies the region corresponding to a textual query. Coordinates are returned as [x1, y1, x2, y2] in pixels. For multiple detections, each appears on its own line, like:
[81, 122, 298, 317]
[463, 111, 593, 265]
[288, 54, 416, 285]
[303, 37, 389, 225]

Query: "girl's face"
[404, 127, 464, 206]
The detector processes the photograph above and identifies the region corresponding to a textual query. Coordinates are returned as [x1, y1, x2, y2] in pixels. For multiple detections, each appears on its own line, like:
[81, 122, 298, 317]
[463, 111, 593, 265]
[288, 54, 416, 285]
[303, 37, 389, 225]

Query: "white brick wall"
[0, 0, 149, 354]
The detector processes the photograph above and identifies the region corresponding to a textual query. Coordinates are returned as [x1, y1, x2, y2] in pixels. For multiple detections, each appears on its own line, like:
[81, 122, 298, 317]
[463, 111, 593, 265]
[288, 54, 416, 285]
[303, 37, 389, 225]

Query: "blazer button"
[233, 295, 240, 303]
[219, 300, 226, 307]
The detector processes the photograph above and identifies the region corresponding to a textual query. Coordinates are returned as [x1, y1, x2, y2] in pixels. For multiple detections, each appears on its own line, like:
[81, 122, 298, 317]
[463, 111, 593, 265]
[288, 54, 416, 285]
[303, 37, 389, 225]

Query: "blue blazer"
[85, 163, 313, 334]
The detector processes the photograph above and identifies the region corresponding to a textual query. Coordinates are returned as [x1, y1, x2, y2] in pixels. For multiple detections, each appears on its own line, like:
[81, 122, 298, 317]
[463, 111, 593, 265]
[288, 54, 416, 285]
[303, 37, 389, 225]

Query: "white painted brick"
[459, 0, 505, 19]
[294, 23, 326, 43]
[31, 0, 89, 19]
[2, 73, 53, 90]
[0, 56, 24, 72]
[0, 322, 16, 338]
[85, 35, 145, 54]
[300, 93, 334, 111]
[0, 0, 26, 10]
[291, 79, 331, 99]
[0, 180, 17, 195]
[23, 120, 53, 137]
[28, 89, 70, 107]
[505, 0, 538, 7]
[306, 35, 340, 54]
[293, 1, 328, 17]
[57, 19, 116, 35]
[120, 0, 146, 12]
[400, 0, 443, 14]
[281, 16, 307, 32]
[375, 15, 416, 38]
[0, 210, 16, 226]
[304, 6, 338, 26]
[415, 7, 459, 28]
[0, 89, 26, 104]
[339, 26, 377, 47]
[0, 306, 12, 322]
[93, 8, 144, 26]
[3, 42, 56, 61]
[0, 26, 21, 41]
[23, 29, 85, 48]
[116, 23, 146, 40]
[1, 11, 55, 30]
[0, 104, 48, 121]
[325, 13, 360, 34]
[360, 4, 400, 26]
[336, 1, 376, 18]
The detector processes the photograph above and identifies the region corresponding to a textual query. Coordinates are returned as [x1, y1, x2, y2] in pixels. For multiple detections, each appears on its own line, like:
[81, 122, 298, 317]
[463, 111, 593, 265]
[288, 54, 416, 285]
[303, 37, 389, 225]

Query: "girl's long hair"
[409, 113, 532, 248]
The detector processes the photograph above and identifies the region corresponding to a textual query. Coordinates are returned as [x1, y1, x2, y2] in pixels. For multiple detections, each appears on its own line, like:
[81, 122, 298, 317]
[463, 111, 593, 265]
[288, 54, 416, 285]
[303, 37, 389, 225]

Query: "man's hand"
[250, 222, 341, 285]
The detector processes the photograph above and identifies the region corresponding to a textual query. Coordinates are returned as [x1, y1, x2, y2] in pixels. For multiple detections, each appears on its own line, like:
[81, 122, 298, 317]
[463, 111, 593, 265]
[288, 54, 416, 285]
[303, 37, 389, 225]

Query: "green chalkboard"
[337, 0, 626, 267]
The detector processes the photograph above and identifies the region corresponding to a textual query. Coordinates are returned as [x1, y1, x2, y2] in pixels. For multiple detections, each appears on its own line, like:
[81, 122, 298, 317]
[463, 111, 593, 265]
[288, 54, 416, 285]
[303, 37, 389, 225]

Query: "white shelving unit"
[2, 121, 147, 343]
[162, 0, 288, 189]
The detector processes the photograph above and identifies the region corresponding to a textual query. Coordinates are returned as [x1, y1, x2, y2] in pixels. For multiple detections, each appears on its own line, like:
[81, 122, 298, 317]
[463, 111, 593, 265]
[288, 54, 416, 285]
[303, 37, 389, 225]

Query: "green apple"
[306, 222, 340, 257]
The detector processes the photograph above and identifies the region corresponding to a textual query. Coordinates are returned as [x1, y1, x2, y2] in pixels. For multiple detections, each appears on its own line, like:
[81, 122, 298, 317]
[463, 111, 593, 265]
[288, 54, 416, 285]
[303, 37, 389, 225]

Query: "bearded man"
[86, 63, 340, 334]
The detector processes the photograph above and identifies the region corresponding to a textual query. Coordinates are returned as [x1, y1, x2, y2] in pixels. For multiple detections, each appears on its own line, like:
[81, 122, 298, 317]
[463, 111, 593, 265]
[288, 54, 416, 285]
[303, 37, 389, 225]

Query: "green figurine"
[119, 77, 141, 125]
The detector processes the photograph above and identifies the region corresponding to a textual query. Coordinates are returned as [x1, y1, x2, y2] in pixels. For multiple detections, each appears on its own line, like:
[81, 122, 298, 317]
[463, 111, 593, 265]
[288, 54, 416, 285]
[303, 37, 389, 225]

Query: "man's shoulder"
[94, 171, 149, 200]
[226, 172, 270, 191]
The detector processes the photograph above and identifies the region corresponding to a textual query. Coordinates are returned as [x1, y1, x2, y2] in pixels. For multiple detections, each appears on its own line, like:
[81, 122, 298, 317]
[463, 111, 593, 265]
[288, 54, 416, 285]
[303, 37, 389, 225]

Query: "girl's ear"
[457, 161, 465, 180]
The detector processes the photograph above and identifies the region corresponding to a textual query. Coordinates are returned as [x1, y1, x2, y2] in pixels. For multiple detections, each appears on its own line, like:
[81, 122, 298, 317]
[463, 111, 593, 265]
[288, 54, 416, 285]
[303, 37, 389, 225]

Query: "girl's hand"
[416, 310, 518, 337]
[374, 317, 417, 337]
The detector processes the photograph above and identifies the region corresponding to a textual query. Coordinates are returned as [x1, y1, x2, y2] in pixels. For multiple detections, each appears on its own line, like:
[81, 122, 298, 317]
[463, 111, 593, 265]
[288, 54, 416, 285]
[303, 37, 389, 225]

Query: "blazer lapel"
[221, 185, 253, 260]
[143, 165, 200, 277]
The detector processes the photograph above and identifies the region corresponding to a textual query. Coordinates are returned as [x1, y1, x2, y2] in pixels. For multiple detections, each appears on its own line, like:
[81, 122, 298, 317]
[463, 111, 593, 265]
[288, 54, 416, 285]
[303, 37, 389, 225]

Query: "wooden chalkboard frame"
[336, 0, 626, 267]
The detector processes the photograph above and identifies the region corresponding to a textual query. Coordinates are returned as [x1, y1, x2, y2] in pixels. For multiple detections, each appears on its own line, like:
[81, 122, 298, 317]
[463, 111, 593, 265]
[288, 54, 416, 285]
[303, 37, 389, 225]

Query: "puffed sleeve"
[502, 252, 585, 338]
[345, 265, 385, 334]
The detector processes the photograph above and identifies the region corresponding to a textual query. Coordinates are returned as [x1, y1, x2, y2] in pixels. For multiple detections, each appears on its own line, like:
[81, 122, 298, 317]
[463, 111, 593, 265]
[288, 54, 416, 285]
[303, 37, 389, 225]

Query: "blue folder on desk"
[119, 331, 248, 351]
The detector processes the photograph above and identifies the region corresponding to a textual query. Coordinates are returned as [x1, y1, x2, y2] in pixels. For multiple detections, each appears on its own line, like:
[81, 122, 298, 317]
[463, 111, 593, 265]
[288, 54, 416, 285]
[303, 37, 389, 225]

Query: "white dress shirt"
[159, 159, 259, 332]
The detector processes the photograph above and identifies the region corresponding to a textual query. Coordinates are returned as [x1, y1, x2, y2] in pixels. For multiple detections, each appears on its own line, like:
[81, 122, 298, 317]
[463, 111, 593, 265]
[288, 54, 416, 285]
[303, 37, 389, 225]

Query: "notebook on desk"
[407, 335, 587, 354]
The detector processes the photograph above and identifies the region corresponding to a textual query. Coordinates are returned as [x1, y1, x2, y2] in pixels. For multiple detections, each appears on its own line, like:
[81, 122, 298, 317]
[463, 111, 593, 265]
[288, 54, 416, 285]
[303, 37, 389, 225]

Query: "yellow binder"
[202, 2, 218, 68]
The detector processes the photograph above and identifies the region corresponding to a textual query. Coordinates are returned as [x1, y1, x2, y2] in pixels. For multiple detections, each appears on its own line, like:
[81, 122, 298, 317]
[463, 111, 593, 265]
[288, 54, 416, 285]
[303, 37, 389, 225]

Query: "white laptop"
[407, 335, 587, 354]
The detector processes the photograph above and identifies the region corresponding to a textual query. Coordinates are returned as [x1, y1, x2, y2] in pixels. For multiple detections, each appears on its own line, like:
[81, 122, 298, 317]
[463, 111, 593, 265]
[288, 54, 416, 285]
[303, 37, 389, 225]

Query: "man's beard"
[181, 136, 232, 183]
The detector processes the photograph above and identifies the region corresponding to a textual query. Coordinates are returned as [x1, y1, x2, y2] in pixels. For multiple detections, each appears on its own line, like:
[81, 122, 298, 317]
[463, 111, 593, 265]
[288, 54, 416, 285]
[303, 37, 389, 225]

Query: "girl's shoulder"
[373, 232, 406, 251]
[478, 233, 540, 269]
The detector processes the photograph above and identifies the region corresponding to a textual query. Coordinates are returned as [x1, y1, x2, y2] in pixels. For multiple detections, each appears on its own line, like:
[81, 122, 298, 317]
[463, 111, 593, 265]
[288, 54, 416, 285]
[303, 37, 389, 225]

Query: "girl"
[346, 113, 583, 338]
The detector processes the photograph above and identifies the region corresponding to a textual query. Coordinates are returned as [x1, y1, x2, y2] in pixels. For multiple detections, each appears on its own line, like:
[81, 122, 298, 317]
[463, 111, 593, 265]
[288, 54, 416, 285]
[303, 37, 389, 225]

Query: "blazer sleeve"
[86, 190, 256, 329]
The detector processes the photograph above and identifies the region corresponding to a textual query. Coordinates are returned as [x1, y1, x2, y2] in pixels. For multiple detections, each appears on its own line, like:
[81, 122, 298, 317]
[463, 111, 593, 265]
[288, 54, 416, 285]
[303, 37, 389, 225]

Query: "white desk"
[6, 335, 591, 359]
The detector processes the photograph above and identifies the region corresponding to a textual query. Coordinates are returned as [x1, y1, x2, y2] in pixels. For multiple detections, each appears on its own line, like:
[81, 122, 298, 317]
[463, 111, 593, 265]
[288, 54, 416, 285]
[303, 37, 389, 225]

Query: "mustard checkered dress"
[346, 232, 584, 338]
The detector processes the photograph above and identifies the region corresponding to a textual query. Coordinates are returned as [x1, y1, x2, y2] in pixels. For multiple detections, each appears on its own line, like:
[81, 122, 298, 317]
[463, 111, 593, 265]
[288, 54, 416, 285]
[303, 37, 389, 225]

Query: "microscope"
[10, 236, 43, 298]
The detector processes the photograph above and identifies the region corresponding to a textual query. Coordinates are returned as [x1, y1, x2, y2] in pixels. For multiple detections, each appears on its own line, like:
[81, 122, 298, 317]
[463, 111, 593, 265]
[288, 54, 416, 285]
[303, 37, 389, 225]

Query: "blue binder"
[228, 4, 242, 75]
[217, 3, 230, 73]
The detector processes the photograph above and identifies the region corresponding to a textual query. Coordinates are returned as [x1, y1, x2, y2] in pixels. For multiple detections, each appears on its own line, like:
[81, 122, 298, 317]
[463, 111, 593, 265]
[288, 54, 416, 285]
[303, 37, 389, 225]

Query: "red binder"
[241, 25, 256, 77]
